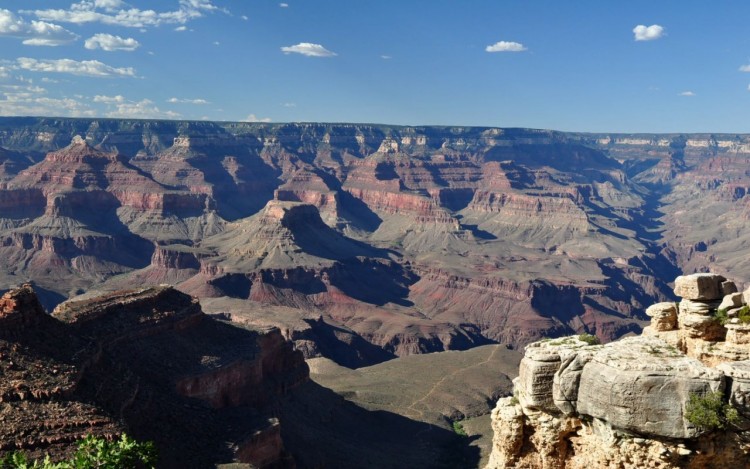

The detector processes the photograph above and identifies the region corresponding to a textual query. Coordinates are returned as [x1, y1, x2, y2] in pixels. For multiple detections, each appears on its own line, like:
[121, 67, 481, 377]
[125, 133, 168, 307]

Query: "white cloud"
[381, 55, 391, 59]
[27, 0, 225, 28]
[168, 97, 209, 104]
[633, 24, 664, 41]
[679, 91, 695, 97]
[174, 25, 187, 31]
[0, 9, 78, 46]
[84, 33, 139, 51]
[279, 3, 289, 7]
[213, 41, 220, 46]
[244, 113, 271, 122]
[93, 94, 125, 103]
[282, 102, 296, 107]
[241, 15, 248, 20]
[485, 41, 527, 53]
[17, 57, 136, 77]
[739, 64, 750, 72]
[103, 98, 180, 119]
[281, 42, 336, 57]
[0, 82, 95, 117]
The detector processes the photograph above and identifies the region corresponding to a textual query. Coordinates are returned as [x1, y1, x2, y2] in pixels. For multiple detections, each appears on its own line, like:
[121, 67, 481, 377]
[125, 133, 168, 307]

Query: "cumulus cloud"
[167, 97, 209, 104]
[244, 113, 271, 122]
[0, 82, 95, 117]
[679, 91, 695, 97]
[17, 57, 136, 77]
[739, 64, 750, 72]
[485, 41, 527, 53]
[94, 96, 180, 119]
[279, 3, 289, 7]
[84, 33, 139, 51]
[0, 9, 78, 46]
[27, 0, 224, 28]
[633, 24, 664, 41]
[174, 25, 187, 31]
[281, 42, 336, 57]
[93, 94, 125, 103]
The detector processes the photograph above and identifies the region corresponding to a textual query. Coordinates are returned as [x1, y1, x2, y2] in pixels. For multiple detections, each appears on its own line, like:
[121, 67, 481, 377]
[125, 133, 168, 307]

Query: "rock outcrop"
[0, 284, 307, 468]
[486, 272, 750, 468]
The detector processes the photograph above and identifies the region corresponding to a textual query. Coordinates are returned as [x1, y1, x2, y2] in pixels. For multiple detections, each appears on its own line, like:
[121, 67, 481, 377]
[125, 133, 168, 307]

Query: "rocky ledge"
[0, 284, 307, 468]
[486, 272, 750, 469]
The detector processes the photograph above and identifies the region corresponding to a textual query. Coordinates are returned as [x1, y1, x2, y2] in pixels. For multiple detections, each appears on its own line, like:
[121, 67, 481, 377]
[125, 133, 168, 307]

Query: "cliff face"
[485, 273, 750, 469]
[1, 118, 750, 361]
[0, 284, 307, 468]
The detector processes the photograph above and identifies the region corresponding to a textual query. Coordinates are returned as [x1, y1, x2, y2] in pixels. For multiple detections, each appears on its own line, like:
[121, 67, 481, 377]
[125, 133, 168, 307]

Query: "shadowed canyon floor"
[0, 118, 749, 363]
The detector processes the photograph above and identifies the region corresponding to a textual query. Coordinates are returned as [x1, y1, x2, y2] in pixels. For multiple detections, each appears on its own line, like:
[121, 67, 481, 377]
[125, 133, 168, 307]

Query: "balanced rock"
[576, 336, 725, 439]
[645, 302, 677, 331]
[720, 293, 745, 311]
[674, 273, 725, 301]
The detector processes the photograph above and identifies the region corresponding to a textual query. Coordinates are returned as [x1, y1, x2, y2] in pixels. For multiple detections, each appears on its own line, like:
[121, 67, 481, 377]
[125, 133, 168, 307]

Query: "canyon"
[2, 118, 749, 364]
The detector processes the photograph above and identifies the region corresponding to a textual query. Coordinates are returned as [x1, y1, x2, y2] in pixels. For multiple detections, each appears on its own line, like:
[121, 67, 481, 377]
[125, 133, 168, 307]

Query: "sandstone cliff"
[0, 284, 308, 468]
[486, 272, 750, 468]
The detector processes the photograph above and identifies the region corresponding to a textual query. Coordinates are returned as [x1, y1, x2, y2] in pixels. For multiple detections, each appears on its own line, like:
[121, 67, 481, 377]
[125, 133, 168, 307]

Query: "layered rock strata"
[486, 272, 750, 468]
[0, 284, 307, 468]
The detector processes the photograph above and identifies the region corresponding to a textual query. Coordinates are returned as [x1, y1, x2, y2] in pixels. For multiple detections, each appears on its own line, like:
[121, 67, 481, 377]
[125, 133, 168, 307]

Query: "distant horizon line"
[0, 115, 747, 136]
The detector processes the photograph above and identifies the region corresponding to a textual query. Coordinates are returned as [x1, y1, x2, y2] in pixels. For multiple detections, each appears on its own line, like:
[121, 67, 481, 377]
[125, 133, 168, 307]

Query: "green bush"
[451, 420, 468, 437]
[685, 391, 740, 431]
[578, 333, 600, 346]
[715, 306, 750, 326]
[0, 434, 156, 469]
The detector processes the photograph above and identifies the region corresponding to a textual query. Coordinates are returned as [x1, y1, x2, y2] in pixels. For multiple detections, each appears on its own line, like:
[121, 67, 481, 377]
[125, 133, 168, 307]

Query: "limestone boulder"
[645, 302, 677, 331]
[576, 336, 725, 439]
[721, 280, 738, 296]
[674, 273, 725, 301]
[744, 287, 750, 307]
[719, 293, 744, 311]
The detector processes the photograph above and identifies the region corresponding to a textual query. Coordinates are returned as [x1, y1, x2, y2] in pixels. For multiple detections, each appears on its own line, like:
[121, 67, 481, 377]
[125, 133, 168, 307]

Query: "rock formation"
[0, 284, 307, 468]
[4, 118, 750, 362]
[486, 272, 750, 468]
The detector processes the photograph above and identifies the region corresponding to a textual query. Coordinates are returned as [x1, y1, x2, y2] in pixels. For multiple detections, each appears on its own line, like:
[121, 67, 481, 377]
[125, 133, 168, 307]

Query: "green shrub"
[451, 420, 468, 437]
[685, 391, 740, 431]
[715, 306, 750, 326]
[578, 333, 600, 346]
[1, 434, 156, 469]
[715, 308, 729, 325]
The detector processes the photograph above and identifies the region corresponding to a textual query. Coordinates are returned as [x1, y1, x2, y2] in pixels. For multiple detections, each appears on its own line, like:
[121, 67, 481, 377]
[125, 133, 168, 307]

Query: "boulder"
[576, 336, 725, 439]
[674, 273, 725, 301]
[721, 280, 738, 296]
[679, 298, 721, 315]
[645, 302, 677, 331]
[744, 287, 750, 307]
[719, 293, 744, 311]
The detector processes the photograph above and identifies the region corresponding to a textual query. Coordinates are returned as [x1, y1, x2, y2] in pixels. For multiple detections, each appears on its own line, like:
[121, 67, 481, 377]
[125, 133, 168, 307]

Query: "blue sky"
[1, 0, 750, 133]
